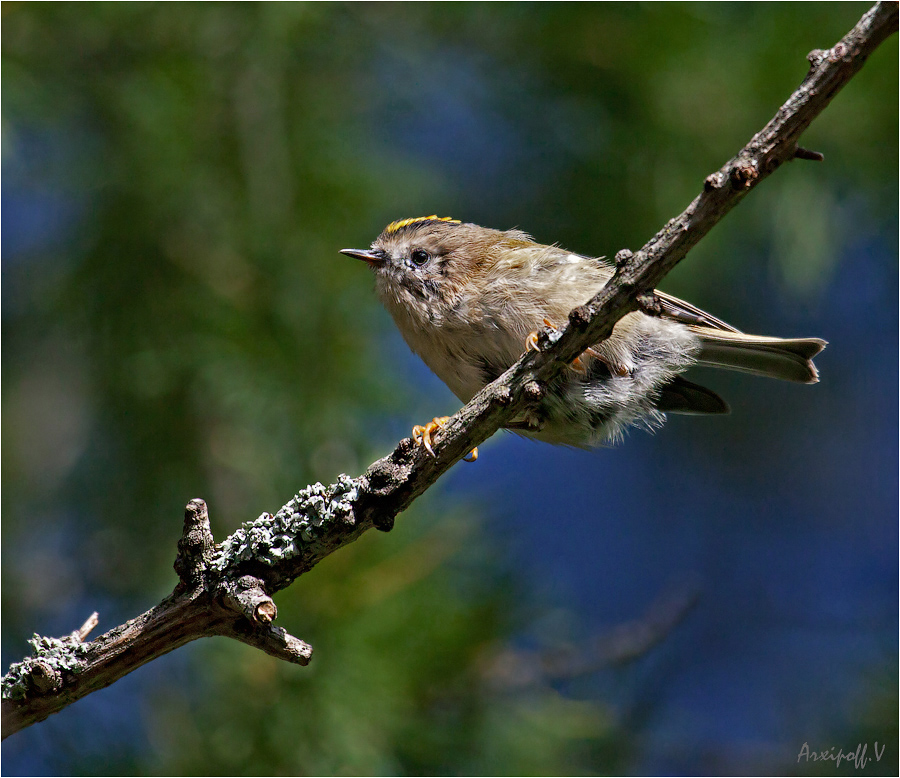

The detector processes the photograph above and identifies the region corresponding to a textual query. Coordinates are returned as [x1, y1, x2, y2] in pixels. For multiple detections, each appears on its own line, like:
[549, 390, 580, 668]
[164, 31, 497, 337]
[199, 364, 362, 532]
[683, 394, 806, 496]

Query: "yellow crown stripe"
[385, 215, 461, 234]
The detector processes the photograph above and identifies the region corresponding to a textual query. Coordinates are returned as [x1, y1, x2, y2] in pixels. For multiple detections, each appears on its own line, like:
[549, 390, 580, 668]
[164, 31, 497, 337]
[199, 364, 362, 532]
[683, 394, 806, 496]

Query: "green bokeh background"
[2, 3, 896, 775]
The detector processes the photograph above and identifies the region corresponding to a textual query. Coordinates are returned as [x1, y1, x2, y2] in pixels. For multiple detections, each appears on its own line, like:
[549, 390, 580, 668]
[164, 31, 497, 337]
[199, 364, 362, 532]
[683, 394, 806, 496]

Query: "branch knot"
[174, 498, 214, 592]
[729, 160, 758, 190]
[221, 575, 278, 625]
[613, 249, 634, 269]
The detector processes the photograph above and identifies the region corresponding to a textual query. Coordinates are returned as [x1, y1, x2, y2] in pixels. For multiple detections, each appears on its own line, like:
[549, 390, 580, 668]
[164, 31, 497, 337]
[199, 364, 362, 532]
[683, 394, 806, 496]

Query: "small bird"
[341, 216, 825, 451]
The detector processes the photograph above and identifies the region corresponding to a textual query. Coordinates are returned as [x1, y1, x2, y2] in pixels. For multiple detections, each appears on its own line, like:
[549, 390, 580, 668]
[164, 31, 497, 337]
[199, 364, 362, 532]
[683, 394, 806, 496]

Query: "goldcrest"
[341, 216, 825, 448]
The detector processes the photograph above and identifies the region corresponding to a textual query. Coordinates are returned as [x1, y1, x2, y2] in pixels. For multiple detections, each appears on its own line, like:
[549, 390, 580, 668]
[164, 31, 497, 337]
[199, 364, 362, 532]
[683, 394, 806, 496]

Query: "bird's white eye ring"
[410, 248, 430, 266]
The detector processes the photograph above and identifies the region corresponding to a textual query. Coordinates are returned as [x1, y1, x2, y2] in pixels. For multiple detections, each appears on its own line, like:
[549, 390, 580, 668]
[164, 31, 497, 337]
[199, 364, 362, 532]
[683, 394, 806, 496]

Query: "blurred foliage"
[2, 3, 896, 775]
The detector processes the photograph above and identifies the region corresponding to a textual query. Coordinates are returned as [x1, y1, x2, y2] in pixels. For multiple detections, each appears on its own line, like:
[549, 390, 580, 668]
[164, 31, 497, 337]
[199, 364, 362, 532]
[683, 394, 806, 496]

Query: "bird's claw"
[412, 416, 478, 462]
[525, 319, 609, 375]
[412, 416, 449, 457]
[525, 318, 559, 353]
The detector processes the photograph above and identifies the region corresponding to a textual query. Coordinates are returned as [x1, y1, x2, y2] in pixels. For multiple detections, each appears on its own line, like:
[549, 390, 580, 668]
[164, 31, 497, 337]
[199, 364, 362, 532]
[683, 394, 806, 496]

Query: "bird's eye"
[410, 248, 430, 266]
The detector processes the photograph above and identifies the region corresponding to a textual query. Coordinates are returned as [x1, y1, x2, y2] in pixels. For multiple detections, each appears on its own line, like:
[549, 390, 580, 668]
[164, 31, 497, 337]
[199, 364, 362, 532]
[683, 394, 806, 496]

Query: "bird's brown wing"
[654, 290, 741, 333]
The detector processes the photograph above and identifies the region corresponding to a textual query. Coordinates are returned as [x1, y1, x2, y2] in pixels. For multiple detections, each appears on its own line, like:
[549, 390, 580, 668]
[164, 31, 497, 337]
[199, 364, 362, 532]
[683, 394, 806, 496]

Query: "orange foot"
[411, 416, 478, 462]
[525, 320, 619, 375]
[525, 318, 557, 353]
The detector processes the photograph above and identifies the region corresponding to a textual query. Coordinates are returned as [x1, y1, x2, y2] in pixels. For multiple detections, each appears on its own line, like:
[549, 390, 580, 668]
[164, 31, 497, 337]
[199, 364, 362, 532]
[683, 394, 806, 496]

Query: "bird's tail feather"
[691, 327, 826, 384]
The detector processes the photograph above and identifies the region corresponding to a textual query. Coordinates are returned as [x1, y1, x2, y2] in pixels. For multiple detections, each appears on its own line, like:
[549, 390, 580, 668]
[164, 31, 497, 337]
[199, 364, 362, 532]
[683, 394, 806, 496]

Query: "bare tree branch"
[3, 0, 896, 741]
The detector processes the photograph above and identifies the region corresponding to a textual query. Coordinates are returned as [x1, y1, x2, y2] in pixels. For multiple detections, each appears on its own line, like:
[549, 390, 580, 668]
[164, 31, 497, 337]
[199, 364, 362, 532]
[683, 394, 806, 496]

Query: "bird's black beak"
[340, 248, 385, 267]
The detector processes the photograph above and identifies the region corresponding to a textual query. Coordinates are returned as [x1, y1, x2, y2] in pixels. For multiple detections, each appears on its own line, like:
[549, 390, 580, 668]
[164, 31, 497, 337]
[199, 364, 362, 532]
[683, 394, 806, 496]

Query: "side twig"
[2, 0, 896, 741]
